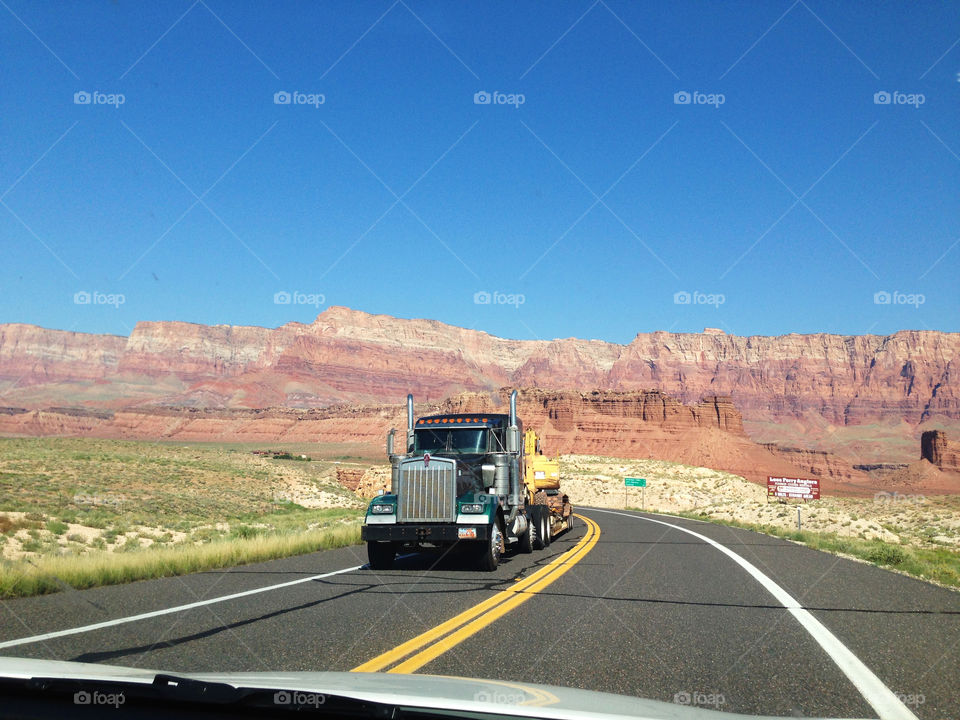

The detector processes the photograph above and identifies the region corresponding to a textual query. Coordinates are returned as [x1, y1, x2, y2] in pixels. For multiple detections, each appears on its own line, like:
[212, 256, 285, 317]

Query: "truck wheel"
[542, 509, 552, 547]
[519, 512, 537, 553]
[532, 507, 546, 551]
[477, 523, 503, 571]
[367, 542, 396, 570]
[566, 514, 574, 531]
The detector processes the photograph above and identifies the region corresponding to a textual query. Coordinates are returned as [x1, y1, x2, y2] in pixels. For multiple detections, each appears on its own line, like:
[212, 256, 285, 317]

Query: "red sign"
[767, 476, 820, 500]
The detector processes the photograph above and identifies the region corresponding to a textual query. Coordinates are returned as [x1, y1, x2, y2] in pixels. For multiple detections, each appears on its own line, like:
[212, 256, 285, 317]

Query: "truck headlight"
[459, 503, 484, 514]
[370, 504, 395, 515]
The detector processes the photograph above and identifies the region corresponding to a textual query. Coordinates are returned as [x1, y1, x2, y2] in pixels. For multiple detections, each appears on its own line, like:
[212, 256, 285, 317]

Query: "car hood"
[0, 656, 870, 720]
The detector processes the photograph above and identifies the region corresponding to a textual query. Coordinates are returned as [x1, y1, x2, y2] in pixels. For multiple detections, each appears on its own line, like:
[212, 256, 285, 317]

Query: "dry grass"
[0, 523, 361, 598]
[0, 437, 369, 596]
[0, 437, 366, 561]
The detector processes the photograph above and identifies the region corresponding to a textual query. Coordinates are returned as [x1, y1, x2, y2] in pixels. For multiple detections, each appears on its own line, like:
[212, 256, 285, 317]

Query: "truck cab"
[362, 391, 545, 571]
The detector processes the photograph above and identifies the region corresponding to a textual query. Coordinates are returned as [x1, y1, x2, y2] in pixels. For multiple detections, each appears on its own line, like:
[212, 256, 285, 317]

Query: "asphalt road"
[1, 508, 958, 718]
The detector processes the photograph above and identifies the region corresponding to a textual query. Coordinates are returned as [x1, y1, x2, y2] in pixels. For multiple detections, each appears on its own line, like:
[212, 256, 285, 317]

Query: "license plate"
[457, 528, 477, 539]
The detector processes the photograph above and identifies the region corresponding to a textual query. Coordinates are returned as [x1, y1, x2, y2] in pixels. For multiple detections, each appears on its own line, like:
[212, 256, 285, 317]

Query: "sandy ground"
[560, 455, 960, 549]
[0, 511, 195, 560]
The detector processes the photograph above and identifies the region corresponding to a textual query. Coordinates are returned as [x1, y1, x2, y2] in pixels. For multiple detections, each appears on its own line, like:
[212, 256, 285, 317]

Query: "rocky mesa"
[0, 388, 900, 494]
[1, 307, 957, 457]
[922, 430, 960, 474]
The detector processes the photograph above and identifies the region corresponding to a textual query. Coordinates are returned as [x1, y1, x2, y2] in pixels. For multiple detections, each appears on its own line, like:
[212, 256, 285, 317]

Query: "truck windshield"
[415, 428, 487, 454]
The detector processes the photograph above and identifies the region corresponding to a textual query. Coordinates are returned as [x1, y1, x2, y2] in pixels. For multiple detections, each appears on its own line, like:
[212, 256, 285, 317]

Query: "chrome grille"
[398, 458, 456, 522]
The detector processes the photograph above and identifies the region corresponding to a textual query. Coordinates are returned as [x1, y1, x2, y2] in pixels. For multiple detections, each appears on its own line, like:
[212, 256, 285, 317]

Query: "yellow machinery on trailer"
[524, 429, 574, 542]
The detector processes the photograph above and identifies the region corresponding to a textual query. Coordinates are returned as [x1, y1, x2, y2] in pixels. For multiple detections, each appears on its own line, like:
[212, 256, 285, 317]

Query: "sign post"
[624, 477, 647, 510]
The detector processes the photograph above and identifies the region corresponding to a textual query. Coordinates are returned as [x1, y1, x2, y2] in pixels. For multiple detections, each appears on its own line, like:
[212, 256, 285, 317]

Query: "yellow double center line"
[352, 515, 600, 674]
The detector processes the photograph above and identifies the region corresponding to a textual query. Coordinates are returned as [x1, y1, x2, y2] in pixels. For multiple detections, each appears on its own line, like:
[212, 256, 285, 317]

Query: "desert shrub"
[230, 525, 262, 540]
[46, 521, 69, 536]
[102, 528, 121, 543]
[865, 544, 906, 566]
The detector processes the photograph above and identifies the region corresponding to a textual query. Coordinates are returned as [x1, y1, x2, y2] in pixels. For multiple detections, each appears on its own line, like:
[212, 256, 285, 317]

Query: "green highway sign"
[624, 477, 646, 487]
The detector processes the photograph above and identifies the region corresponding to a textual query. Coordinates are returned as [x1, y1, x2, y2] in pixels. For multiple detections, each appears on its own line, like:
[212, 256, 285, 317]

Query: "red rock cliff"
[921, 430, 960, 473]
[1, 308, 957, 432]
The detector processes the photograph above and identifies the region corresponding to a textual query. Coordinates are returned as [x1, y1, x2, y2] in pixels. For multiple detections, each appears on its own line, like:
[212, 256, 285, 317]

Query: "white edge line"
[587, 508, 918, 720]
[582, 505, 712, 524]
[0, 565, 363, 650]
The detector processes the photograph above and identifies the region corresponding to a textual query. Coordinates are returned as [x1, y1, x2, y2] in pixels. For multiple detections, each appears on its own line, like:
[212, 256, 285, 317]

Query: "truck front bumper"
[362, 523, 490, 543]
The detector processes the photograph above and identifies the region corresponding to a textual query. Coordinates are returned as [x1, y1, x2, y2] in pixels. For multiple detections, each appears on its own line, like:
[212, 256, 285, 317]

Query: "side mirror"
[386, 429, 395, 456]
[481, 464, 496, 487]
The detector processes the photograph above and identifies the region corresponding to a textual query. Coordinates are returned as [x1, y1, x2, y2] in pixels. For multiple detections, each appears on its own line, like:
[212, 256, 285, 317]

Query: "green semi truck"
[361, 390, 572, 571]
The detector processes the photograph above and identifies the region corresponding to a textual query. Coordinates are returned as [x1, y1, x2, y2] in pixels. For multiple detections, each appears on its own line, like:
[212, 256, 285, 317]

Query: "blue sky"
[0, 0, 957, 344]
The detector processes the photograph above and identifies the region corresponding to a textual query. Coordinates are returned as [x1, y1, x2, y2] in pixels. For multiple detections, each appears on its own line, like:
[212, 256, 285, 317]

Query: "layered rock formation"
[761, 445, 873, 486]
[2, 308, 957, 428]
[921, 430, 960, 473]
[1, 308, 957, 451]
[442, 389, 870, 491]
[0, 324, 125, 383]
[868, 430, 960, 493]
[440, 389, 744, 435]
[3, 387, 955, 494]
[334, 468, 366, 493]
[609, 331, 959, 426]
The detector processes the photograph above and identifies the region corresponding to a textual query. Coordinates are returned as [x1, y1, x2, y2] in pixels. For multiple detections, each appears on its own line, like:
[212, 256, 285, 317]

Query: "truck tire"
[541, 509, 552, 547]
[566, 513, 574, 531]
[477, 523, 503, 571]
[532, 507, 546, 551]
[518, 512, 537, 553]
[367, 541, 396, 570]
